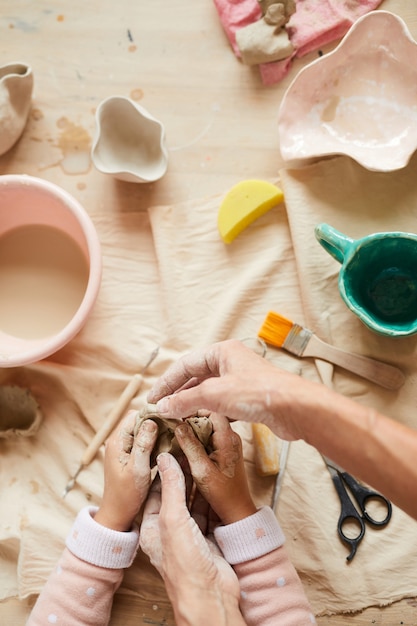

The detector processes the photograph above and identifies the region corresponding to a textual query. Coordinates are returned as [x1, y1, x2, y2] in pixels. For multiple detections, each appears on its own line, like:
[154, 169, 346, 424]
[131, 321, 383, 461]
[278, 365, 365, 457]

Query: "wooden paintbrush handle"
[304, 335, 405, 391]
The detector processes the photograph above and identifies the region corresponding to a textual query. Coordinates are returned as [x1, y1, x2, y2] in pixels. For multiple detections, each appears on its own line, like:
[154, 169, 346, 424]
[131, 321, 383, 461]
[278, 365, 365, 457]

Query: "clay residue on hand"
[132, 404, 213, 467]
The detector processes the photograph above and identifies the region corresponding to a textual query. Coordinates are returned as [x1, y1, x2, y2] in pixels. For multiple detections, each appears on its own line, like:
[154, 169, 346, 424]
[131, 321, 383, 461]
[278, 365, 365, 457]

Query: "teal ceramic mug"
[315, 223, 417, 337]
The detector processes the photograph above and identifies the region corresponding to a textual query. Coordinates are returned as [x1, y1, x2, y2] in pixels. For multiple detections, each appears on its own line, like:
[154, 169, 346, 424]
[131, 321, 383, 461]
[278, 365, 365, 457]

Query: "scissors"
[323, 456, 392, 562]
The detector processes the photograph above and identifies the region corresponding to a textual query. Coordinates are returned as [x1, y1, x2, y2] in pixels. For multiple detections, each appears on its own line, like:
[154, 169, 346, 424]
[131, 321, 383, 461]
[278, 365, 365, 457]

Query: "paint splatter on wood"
[55, 117, 92, 175]
[130, 88, 144, 101]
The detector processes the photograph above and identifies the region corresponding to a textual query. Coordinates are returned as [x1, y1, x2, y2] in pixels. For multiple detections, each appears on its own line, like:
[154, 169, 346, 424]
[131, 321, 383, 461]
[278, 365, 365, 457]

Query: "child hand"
[95, 410, 158, 532]
[176, 412, 257, 525]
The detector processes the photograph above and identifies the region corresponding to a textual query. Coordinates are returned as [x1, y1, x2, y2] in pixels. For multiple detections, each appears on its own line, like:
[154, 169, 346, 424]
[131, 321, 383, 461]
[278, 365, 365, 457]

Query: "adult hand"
[140, 453, 246, 626]
[95, 410, 158, 531]
[147, 339, 314, 441]
[175, 412, 257, 525]
[147, 340, 417, 523]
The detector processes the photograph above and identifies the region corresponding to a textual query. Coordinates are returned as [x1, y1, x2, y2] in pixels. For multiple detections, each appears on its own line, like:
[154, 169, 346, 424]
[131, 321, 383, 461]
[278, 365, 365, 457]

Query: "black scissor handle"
[331, 472, 365, 561]
[340, 471, 392, 527]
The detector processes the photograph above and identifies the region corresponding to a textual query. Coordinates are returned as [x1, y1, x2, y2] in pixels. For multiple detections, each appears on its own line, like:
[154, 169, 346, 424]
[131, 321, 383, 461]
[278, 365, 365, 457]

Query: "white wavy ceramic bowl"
[278, 11, 417, 172]
[91, 96, 168, 183]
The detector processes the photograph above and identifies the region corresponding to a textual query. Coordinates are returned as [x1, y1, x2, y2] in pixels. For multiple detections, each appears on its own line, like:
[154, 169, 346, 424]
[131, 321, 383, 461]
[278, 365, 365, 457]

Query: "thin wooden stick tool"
[62, 346, 159, 498]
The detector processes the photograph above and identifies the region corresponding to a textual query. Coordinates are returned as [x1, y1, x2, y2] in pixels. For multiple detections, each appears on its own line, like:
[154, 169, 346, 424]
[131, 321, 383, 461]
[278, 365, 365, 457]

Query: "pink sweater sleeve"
[26, 506, 140, 626]
[214, 506, 316, 626]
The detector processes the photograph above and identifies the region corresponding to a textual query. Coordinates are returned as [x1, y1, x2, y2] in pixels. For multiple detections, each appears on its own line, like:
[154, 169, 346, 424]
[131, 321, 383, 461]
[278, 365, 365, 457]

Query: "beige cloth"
[279, 153, 417, 613]
[1, 157, 416, 616]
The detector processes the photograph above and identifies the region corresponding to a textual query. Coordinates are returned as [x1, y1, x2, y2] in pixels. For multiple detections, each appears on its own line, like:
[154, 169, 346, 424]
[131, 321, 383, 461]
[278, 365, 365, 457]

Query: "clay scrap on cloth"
[212, 0, 383, 85]
[0, 385, 43, 438]
[278, 153, 417, 614]
[132, 404, 213, 466]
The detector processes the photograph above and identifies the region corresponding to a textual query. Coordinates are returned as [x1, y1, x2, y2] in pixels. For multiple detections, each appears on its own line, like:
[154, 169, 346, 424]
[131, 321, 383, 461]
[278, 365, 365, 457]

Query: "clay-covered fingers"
[140, 453, 193, 574]
[147, 345, 221, 403]
[175, 413, 238, 483]
[140, 474, 163, 571]
[147, 339, 274, 424]
[157, 452, 188, 516]
[131, 418, 159, 477]
[176, 413, 256, 525]
[146, 340, 247, 416]
[207, 412, 242, 471]
[175, 420, 213, 485]
[104, 409, 135, 460]
[95, 412, 158, 532]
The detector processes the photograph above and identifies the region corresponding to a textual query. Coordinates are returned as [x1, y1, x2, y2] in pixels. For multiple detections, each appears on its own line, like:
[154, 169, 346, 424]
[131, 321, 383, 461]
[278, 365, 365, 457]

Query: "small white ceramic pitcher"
[0, 62, 33, 156]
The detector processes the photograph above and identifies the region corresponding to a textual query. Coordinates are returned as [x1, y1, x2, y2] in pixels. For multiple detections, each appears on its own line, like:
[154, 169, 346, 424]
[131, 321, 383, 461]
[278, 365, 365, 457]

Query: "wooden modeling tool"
[218, 179, 284, 243]
[252, 422, 289, 511]
[62, 346, 159, 497]
[252, 422, 280, 476]
[258, 311, 405, 391]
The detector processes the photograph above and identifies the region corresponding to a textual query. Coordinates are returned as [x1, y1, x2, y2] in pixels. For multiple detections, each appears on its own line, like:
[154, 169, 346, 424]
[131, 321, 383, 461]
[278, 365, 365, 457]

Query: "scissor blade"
[322, 455, 347, 475]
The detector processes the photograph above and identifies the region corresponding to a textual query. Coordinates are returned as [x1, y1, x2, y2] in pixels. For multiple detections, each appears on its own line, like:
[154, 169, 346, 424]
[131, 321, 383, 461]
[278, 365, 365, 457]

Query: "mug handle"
[314, 223, 353, 264]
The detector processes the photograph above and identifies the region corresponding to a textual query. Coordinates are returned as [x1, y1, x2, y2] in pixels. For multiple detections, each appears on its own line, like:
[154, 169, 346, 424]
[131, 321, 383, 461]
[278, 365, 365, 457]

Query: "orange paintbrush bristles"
[258, 311, 294, 347]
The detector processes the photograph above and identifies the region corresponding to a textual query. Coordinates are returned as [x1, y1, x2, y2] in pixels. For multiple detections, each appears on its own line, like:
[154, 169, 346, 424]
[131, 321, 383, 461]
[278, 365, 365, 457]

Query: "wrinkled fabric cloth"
[2, 159, 417, 617]
[147, 185, 417, 615]
[278, 153, 417, 612]
[212, 0, 383, 85]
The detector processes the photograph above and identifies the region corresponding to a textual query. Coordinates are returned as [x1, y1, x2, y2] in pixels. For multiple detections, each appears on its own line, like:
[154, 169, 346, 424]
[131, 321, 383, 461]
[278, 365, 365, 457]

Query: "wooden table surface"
[1, 0, 417, 623]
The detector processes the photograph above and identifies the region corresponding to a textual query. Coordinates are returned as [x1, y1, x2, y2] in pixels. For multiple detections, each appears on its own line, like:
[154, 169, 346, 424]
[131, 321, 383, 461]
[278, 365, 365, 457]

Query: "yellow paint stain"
[130, 88, 144, 102]
[57, 14, 65, 22]
[31, 108, 44, 121]
[30, 480, 39, 494]
[55, 118, 92, 175]
[20, 514, 29, 530]
[128, 44, 137, 53]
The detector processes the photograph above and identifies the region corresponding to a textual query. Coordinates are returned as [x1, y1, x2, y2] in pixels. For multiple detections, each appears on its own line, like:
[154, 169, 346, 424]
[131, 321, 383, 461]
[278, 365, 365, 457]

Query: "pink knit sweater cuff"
[66, 506, 140, 569]
[214, 506, 286, 565]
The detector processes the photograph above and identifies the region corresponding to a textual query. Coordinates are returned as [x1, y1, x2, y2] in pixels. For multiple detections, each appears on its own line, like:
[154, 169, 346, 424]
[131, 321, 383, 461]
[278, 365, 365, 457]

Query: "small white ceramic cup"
[0, 174, 102, 367]
[91, 96, 169, 183]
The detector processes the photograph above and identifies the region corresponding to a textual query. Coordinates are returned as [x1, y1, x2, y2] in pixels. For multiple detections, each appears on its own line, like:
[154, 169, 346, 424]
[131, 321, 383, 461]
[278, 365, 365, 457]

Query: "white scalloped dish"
[278, 11, 417, 172]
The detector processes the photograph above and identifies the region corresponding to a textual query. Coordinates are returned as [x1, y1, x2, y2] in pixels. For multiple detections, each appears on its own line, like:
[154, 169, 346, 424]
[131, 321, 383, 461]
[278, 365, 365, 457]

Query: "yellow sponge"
[218, 179, 284, 244]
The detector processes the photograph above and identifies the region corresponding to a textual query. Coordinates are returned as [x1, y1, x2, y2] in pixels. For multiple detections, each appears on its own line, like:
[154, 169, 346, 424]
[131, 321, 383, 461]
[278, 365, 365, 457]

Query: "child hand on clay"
[140, 413, 317, 626]
[26, 411, 159, 626]
[27, 408, 316, 626]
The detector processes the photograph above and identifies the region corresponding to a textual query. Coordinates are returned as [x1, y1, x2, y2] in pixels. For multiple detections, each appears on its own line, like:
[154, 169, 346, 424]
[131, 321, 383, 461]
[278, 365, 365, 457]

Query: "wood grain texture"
[0, 0, 416, 623]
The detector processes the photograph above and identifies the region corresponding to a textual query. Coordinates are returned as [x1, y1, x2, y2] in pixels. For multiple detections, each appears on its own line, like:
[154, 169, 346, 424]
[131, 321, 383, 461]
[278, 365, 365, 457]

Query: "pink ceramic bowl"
[278, 11, 417, 171]
[0, 175, 102, 367]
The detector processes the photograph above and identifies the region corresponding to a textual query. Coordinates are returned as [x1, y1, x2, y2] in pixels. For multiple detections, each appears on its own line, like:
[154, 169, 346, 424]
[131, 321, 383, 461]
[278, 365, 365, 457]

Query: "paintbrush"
[62, 346, 159, 497]
[258, 311, 405, 391]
